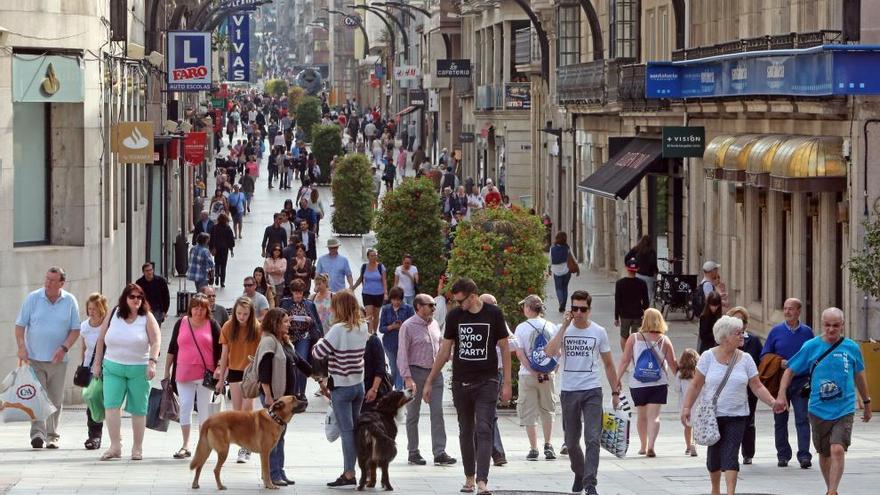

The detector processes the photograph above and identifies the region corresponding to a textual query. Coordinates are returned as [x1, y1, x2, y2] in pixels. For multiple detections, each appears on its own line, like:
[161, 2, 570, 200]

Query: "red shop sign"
[184, 132, 206, 165]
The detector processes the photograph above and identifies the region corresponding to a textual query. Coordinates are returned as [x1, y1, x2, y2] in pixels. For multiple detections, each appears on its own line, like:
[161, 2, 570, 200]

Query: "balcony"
[514, 27, 542, 73]
[671, 30, 842, 61]
[556, 58, 634, 106]
[476, 84, 503, 111]
[618, 63, 669, 111]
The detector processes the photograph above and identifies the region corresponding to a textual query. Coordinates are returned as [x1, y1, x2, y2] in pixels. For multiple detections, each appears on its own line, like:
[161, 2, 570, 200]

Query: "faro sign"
[167, 32, 212, 91]
[227, 14, 251, 82]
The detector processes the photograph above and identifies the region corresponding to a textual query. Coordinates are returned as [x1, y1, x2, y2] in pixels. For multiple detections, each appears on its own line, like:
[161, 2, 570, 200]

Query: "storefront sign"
[436, 59, 472, 78]
[394, 65, 421, 81]
[504, 83, 531, 110]
[115, 122, 155, 164]
[167, 32, 212, 91]
[12, 54, 85, 102]
[408, 89, 426, 107]
[227, 14, 251, 82]
[661, 126, 705, 157]
[184, 132, 207, 164]
[343, 15, 359, 28]
[428, 90, 439, 112]
[459, 132, 475, 143]
[219, 0, 260, 9]
[646, 45, 880, 99]
[374, 64, 386, 79]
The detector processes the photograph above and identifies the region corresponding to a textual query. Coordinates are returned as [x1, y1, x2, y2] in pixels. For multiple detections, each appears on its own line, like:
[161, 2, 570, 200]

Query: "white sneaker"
[245, 451, 251, 462]
[237, 448, 248, 463]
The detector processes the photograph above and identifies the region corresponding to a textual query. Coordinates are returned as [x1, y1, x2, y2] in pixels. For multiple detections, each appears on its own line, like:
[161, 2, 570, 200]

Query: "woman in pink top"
[246, 155, 259, 177]
[264, 243, 288, 297]
[164, 294, 221, 459]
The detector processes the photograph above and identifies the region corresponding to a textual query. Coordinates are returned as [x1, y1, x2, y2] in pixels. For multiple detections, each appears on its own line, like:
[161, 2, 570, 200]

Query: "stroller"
[653, 272, 698, 320]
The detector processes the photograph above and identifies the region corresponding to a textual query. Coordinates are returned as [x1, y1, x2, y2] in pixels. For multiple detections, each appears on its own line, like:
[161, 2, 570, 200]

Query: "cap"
[326, 238, 341, 248]
[233, 183, 241, 189]
[518, 295, 545, 313]
[702, 261, 721, 272]
[625, 257, 639, 272]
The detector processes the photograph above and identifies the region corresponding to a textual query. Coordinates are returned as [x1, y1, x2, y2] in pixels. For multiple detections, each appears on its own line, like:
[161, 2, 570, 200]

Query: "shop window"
[610, 0, 638, 59]
[13, 103, 50, 245]
[557, 1, 581, 66]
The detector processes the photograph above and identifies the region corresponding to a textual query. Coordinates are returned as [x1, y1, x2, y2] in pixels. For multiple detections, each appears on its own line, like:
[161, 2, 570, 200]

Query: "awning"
[745, 135, 787, 187]
[769, 136, 846, 192]
[721, 135, 762, 182]
[702, 135, 737, 180]
[393, 105, 418, 119]
[578, 138, 664, 200]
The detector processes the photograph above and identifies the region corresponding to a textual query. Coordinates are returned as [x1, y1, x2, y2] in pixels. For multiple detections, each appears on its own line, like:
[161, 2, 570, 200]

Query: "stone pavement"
[2, 142, 878, 495]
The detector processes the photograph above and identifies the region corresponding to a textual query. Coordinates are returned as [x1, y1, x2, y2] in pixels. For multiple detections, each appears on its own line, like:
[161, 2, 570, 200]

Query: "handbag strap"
[808, 337, 843, 379]
[711, 350, 740, 405]
[186, 317, 210, 372]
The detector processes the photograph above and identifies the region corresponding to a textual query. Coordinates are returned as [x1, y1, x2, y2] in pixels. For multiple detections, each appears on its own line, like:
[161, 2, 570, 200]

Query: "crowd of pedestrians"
[7, 87, 872, 495]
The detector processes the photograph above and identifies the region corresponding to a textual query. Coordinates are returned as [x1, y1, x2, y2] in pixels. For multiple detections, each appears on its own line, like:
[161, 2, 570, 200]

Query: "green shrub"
[287, 86, 305, 108]
[264, 79, 289, 97]
[311, 124, 342, 184]
[447, 206, 546, 328]
[296, 96, 322, 142]
[374, 178, 445, 296]
[331, 154, 374, 235]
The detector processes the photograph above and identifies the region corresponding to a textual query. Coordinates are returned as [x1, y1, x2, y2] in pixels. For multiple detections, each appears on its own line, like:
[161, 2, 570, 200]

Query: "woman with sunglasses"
[91, 284, 162, 461]
[264, 246, 287, 300]
[165, 294, 222, 460]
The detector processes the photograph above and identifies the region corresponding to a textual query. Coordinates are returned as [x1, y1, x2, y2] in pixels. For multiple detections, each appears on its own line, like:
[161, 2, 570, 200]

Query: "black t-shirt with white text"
[444, 303, 508, 383]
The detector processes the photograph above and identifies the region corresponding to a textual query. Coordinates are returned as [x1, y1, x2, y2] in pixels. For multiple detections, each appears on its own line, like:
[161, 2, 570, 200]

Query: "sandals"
[173, 448, 192, 459]
[131, 448, 143, 461]
[100, 448, 122, 461]
[460, 484, 475, 493]
[84, 438, 101, 450]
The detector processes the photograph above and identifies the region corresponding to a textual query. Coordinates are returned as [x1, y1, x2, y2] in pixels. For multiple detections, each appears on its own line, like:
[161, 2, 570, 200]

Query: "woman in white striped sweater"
[312, 290, 370, 487]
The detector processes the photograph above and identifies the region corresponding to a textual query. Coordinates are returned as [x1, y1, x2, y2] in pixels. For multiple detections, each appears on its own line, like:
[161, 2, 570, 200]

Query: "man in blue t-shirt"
[761, 297, 815, 468]
[774, 307, 872, 495]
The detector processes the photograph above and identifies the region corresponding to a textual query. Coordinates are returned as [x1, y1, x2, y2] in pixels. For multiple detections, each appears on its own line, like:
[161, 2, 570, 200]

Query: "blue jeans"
[261, 395, 288, 480]
[451, 379, 499, 484]
[384, 347, 403, 390]
[553, 273, 572, 310]
[403, 295, 414, 306]
[293, 339, 312, 396]
[774, 377, 812, 463]
[331, 383, 365, 473]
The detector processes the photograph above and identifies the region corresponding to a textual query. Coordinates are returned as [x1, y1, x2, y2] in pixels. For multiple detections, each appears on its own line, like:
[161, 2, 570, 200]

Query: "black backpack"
[692, 280, 712, 316]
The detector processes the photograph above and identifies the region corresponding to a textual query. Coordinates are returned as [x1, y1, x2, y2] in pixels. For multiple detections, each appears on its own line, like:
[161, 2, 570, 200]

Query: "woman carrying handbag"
[76, 293, 109, 450]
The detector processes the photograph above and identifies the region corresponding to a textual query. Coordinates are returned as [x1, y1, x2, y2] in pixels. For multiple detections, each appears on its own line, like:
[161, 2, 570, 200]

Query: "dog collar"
[267, 409, 286, 426]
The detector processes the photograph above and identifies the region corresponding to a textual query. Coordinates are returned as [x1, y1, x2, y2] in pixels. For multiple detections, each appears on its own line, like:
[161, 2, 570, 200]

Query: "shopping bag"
[159, 378, 180, 422]
[146, 387, 169, 432]
[81, 377, 105, 423]
[207, 391, 224, 416]
[325, 403, 340, 442]
[0, 365, 58, 423]
[600, 395, 632, 458]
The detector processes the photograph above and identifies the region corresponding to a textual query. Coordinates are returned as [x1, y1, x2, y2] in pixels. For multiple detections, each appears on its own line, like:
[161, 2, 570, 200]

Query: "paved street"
[1, 150, 878, 495]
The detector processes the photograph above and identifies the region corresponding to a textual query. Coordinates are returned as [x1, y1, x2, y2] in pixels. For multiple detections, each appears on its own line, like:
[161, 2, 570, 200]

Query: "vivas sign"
[228, 14, 251, 82]
[167, 32, 212, 91]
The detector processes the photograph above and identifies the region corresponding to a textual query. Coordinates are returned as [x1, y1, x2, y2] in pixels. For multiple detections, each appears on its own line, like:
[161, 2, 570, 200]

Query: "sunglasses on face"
[570, 306, 590, 313]
[128, 295, 143, 301]
[244, 283, 255, 287]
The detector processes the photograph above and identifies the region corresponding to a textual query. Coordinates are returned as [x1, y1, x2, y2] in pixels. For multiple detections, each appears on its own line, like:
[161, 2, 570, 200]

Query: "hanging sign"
[394, 65, 421, 81]
[114, 122, 155, 164]
[227, 14, 251, 82]
[184, 132, 207, 164]
[167, 32, 212, 91]
[436, 59, 472, 78]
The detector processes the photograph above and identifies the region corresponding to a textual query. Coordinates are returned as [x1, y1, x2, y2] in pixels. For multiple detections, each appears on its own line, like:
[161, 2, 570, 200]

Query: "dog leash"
[267, 408, 286, 426]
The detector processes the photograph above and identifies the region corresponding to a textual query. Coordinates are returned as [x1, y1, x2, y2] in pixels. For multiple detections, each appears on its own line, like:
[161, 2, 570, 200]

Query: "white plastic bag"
[325, 403, 340, 442]
[0, 365, 58, 423]
[600, 395, 632, 458]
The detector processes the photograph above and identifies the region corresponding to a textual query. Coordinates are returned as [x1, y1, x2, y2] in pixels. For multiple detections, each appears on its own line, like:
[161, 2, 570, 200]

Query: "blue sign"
[167, 32, 212, 91]
[219, 0, 260, 10]
[646, 45, 880, 99]
[227, 14, 251, 82]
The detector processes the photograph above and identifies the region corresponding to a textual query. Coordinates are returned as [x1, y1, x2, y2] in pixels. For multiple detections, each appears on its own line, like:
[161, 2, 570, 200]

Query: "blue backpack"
[632, 334, 664, 383]
[527, 322, 558, 373]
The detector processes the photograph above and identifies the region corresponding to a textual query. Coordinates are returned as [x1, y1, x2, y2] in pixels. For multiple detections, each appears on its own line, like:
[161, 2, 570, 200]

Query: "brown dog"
[190, 395, 300, 490]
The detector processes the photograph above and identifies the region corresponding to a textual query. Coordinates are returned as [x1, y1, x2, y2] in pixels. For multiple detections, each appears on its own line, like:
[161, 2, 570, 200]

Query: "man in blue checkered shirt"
[187, 232, 215, 291]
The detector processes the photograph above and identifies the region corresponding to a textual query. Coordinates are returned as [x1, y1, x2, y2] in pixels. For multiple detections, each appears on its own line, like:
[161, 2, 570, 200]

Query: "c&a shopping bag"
[0, 364, 58, 423]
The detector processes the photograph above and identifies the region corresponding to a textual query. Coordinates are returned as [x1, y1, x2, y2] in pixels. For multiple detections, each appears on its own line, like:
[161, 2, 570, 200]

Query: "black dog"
[355, 389, 414, 491]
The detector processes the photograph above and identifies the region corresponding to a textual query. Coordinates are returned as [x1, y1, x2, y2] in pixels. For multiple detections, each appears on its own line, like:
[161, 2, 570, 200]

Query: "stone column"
[743, 187, 760, 305]
[788, 192, 808, 303]
[815, 192, 838, 324]
[765, 191, 785, 315]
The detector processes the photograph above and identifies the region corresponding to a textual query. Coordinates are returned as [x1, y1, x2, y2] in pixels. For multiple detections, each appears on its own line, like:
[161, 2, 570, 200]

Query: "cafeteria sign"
[436, 59, 471, 78]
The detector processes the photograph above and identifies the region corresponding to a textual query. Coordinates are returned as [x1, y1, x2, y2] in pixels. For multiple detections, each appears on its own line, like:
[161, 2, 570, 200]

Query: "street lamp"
[322, 8, 370, 58]
[347, 4, 409, 59]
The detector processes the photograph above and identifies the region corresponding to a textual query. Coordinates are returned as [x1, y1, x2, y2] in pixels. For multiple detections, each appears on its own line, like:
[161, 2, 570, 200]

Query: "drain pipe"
[861, 119, 879, 340]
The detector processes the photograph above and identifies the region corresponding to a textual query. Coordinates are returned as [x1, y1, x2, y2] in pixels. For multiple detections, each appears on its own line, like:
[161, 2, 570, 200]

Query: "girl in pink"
[164, 294, 221, 459]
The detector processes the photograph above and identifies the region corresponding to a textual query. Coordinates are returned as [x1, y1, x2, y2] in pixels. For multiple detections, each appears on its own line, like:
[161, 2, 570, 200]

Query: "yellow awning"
[722, 135, 762, 171]
[746, 135, 788, 175]
[702, 135, 737, 171]
[770, 136, 846, 179]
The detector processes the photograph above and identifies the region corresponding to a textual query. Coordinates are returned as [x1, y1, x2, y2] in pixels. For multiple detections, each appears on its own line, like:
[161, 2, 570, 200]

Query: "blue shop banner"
[227, 14, 251, 82]
[167, 32, 212, 91]
[646, 45, 880, 99]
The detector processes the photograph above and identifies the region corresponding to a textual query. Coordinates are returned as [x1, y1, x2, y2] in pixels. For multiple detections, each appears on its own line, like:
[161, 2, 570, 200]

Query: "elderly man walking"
[316, 238, 353, 292]
[15, 267, 81, 449]
[774, 307, 872, 495]
[397, 294, 457, 467]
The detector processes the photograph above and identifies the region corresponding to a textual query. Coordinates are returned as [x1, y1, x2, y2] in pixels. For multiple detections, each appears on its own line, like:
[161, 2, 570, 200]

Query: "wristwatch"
[864, 397, 872, 405]
[60, 344, 69, 353]
[148, 357, 158, 364]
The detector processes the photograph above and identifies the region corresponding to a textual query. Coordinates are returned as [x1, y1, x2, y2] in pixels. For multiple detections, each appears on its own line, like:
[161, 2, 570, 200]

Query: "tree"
[311, 124, 342, 184]
[846, 216, 880, 300]
[375, 178, 445, 296]
[264, 79, 289, 98]
[447, 206, 546, 328]
[331, 153, 374, 235]
[296, 96, 322, 142]
[287, 86, 305, 109]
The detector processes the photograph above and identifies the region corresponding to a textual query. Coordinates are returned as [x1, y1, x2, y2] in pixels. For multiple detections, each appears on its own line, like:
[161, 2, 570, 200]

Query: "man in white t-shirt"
[394, 254, 419, 305]
[513, 295, 559, 461]
[545, 290, 620, 495]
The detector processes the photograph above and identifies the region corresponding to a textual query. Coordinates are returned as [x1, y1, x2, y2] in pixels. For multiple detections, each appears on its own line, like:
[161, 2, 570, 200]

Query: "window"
[557, 1, 581, 66]
[13, 103, 50, 245]
[610, 0, 638, 59]
[646, 8, 656, 61]
[659, 6, 670, 60]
